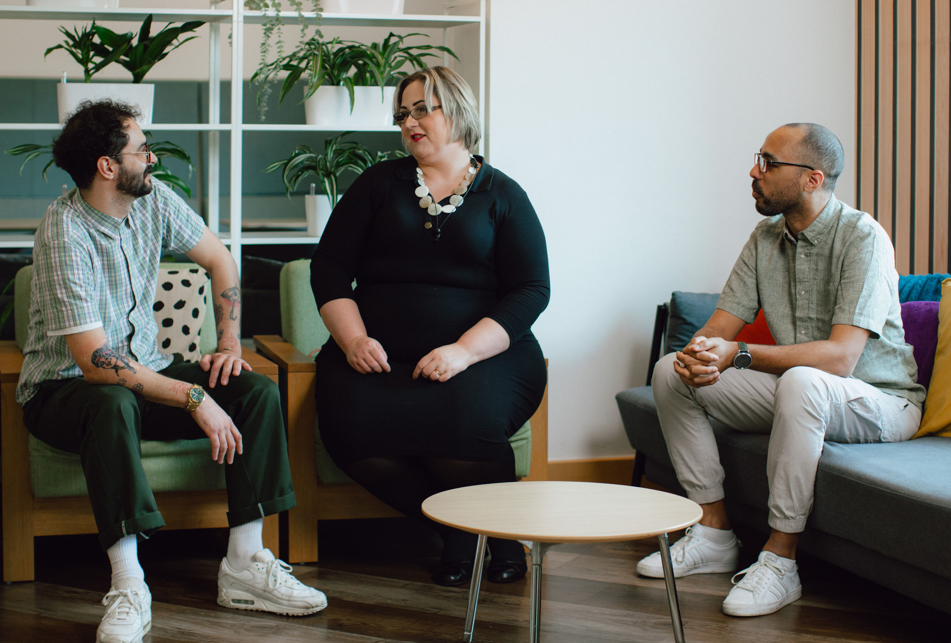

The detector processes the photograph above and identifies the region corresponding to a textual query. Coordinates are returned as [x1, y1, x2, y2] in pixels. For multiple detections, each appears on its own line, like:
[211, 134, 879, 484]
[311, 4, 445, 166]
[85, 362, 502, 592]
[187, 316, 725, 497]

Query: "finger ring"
[434, 370, 441, 377]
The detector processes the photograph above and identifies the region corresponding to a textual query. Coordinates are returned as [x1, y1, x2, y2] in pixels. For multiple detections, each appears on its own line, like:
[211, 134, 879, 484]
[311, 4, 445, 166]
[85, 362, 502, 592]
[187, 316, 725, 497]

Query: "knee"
[651, 353, 685, 398]
[84, 386, 140, 438]
[775, 366, 829, 404]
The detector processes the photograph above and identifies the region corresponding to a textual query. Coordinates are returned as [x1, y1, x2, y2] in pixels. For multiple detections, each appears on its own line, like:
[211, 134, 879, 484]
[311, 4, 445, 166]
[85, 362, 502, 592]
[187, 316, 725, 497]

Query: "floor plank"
[0, 518, 947, 642]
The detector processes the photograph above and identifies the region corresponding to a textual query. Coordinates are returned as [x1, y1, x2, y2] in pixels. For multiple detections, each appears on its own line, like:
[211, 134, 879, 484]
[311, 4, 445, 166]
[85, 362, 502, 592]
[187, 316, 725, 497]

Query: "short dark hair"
[52, 100, 140, 189]
[786, 122, 845, 191]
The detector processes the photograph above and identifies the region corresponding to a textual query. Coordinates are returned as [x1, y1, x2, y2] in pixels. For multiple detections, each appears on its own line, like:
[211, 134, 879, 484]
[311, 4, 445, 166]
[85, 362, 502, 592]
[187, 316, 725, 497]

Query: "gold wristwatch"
[185, 384, 205, 413]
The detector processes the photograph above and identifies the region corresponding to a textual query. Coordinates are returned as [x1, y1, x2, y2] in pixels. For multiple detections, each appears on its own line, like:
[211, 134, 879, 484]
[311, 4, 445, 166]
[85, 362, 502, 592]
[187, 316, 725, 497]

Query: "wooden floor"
[1, 518, 949, 642]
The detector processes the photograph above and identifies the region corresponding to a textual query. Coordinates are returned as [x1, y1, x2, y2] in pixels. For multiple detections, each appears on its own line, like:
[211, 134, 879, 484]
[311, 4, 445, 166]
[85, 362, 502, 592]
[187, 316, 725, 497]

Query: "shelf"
[220, 231, 320, 245]
[0, 7, 233, 23]
[243, 11, 480, 28]
[242, 124, 399, 132]
[0, 123, 232, 131]
[0, 234, 36, 249]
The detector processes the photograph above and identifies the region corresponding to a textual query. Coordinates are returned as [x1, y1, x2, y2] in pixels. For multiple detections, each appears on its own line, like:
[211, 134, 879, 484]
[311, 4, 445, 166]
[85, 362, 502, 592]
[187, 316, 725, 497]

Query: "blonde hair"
[394, 66, 482, 151]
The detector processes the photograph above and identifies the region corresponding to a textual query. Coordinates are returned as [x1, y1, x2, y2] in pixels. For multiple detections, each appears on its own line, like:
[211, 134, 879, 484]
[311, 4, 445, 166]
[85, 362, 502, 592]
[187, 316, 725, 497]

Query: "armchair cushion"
[153, 267, 210, 362]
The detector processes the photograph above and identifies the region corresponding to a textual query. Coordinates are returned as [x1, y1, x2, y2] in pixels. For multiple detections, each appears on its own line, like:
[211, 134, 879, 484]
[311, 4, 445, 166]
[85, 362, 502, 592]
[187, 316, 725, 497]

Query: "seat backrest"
[280, 259, 331, 357]
[15, 263, 216, 355]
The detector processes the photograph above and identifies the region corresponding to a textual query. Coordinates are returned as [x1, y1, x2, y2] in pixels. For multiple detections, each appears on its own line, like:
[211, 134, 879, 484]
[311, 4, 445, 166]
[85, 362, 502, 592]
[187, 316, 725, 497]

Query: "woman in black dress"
[310, 67, 549, 586]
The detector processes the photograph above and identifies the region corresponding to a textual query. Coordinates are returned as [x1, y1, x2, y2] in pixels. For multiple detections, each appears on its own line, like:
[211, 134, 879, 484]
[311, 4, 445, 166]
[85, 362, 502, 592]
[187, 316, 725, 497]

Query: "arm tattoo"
[214, 303, 224, 327]
[133, 383, 144, 393]
[168, 381, 191, 397]
[117, 377, 127, 386]
[220, 285, 241, 321]
[91, 346, 137, 377]
[217, 331, 242, 353]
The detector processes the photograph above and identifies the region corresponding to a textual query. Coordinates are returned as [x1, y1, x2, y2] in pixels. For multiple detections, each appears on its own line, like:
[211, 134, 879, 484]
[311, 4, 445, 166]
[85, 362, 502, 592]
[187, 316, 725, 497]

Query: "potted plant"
[263, 132, 406, 235]
[46, 15, 204, 125]
[4, 135, 196, 198]
[253, 32, 458, 128]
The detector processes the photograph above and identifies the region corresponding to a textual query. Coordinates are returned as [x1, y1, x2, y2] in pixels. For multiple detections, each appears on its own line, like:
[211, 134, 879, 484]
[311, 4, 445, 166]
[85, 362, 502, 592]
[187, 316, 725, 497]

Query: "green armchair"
[254, 258, 549, 564]
[1, 263, 280, 582]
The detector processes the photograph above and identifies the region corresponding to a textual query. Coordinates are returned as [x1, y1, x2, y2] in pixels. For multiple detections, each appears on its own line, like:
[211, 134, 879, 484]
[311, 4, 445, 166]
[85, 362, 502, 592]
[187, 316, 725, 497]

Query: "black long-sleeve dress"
[310, 155, 549, 465]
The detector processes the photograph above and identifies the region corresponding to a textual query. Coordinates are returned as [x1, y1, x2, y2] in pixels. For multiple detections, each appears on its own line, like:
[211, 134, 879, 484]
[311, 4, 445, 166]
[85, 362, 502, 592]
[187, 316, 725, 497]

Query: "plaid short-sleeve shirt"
[716, 196, 925, 407]
[17, 180, 205, 406]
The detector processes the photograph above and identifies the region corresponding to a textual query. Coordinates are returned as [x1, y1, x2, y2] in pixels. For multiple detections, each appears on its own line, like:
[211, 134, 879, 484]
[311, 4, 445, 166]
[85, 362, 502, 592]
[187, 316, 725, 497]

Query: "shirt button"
[800, 290, 805, 295]
[800, 253, 806, 258]
[801, 330, 806, 335]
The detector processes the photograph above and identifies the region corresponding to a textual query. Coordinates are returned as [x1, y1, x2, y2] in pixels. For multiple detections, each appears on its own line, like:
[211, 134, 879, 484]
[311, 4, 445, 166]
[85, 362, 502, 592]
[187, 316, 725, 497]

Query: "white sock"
[107, 535, 145, 586]
[694, 523, 736, 545]
[227, 518, 264, 570]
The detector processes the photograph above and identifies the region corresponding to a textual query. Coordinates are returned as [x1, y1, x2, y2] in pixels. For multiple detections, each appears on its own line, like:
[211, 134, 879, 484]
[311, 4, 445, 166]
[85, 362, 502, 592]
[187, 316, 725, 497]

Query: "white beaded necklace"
[414, 155, 479, 240]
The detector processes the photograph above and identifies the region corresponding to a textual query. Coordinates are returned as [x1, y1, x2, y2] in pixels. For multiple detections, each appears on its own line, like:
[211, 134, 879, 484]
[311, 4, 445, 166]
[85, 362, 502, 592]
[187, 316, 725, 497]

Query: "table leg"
[529, 541, 544, 643]
[658, 533, 687, 643]
[463, 534, 488, 642]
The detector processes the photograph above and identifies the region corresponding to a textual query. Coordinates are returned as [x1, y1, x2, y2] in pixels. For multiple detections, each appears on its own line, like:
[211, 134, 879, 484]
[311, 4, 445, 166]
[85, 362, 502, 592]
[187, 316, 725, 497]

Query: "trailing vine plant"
[244, 0, 323, 120]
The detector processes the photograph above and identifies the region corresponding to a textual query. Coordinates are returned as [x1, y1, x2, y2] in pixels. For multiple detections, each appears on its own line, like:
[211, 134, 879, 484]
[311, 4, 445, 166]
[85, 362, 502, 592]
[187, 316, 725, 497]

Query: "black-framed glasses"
[755, 152, 814, 173]
[115, 142, 152, 160]
[393, 104, 442, 124]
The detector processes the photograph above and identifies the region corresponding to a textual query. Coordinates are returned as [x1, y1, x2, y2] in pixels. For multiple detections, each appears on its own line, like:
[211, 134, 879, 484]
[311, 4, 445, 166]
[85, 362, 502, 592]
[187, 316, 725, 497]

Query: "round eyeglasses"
[754, 152, 814, 173]
[394, 104, 442, 124]
[115, 142, 152, 160]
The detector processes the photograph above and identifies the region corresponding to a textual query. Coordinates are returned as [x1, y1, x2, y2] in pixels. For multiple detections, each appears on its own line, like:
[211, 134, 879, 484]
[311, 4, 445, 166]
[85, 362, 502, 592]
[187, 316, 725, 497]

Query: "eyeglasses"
[114, 142, 152, 160]
[393, 104, 442, 124]
[754, 152, 814, 173]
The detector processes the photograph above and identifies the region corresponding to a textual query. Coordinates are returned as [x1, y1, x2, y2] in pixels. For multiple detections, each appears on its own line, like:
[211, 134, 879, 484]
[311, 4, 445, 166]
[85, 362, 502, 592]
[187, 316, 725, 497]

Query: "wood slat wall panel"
[858, 0, 951, 274]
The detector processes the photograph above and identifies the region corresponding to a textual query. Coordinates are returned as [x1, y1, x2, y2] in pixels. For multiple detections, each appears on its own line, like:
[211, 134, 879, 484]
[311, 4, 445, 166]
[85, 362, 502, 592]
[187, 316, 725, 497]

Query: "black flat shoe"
[486, 559, 528, 584]
[433, 561, 474, 587]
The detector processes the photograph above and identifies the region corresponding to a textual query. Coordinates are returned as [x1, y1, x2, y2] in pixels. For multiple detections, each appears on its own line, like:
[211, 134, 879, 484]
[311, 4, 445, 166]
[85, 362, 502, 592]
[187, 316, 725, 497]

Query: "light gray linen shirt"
[17, 180, 205, 406]
[716, 195, 925, 407]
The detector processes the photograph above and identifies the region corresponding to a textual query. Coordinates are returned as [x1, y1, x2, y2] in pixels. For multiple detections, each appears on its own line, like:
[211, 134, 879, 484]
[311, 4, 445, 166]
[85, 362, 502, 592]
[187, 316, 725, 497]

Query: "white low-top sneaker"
[722, 551, 802, 617]
[636, 525, 740, 578]
[217, 548, 327, 616]
[97, 577, 151, 643]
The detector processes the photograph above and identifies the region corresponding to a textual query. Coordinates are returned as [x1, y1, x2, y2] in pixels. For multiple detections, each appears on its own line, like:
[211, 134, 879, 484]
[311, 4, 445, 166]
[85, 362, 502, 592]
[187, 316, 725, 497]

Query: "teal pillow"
[665, 291, 720, 355]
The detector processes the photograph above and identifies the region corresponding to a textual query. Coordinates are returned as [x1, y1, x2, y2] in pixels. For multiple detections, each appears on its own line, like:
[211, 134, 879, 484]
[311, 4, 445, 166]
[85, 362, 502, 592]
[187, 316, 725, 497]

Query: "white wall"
[488, 0, 856, 460]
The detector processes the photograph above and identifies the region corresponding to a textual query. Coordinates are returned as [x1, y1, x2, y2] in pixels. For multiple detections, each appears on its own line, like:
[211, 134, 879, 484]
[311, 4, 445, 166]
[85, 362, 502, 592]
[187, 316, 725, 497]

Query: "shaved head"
[784, 123, 845, 192]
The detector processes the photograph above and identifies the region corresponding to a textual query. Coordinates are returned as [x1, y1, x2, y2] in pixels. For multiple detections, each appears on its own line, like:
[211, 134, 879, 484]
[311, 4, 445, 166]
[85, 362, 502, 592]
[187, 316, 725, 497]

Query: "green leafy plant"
[264, 132, 407, 207]
[44, 22, 130, 83]
[44, 15, 204, 84]
[253, 32, 458, 114]
[4, 134, 196, 198]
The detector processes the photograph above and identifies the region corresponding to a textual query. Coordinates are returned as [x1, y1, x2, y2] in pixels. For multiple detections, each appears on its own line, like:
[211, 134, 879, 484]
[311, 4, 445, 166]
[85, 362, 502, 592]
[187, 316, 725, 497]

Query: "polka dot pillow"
[153, 267, 209, 362]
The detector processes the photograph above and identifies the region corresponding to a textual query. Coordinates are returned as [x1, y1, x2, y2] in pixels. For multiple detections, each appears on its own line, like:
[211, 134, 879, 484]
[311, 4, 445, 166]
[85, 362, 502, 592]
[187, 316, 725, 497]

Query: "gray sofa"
[616, 293, 951, 615]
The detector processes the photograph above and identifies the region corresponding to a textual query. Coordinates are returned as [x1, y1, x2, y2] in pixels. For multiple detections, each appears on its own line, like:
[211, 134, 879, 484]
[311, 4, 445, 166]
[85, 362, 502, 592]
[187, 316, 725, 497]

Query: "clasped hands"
[674, 336, 740, 388]
[343, 335, 471, 382]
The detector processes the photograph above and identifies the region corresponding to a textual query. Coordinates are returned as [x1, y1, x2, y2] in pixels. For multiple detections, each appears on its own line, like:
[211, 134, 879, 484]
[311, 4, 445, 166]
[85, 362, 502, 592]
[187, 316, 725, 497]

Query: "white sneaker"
[636, 525, 740, 578]
[217, 548, 327, 616]
[722, 551, 802, 617]
[97, 577, 151, 643]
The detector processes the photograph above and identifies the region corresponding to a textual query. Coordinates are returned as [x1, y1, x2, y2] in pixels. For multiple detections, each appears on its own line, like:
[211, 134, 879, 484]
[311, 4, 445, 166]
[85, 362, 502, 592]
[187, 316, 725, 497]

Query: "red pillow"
[735, 309, 776, 345]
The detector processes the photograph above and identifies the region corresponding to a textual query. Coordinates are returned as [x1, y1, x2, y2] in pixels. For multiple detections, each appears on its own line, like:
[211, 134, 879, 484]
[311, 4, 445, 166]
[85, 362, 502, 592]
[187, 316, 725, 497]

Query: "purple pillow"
[900, 301, 940, 388]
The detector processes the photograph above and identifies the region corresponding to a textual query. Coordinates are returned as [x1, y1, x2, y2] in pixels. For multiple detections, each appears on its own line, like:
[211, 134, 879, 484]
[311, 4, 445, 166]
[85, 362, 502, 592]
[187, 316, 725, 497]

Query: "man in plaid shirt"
[18, 101, 326, 643]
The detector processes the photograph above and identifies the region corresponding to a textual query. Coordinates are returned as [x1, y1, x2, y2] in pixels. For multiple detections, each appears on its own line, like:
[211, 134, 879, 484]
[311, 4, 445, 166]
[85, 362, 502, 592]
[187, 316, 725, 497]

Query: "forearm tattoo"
[220, 285, 241, 321]
[91, 345, 137, 378]
[217, 330, 242, 353]
[214, 303, 224, 326]
[133, 383, 144, 393]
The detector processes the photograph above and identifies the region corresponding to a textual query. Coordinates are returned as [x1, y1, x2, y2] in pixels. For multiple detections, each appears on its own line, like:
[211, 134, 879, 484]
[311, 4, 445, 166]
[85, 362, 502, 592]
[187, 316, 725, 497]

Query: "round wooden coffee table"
[422, 481, 702, 643]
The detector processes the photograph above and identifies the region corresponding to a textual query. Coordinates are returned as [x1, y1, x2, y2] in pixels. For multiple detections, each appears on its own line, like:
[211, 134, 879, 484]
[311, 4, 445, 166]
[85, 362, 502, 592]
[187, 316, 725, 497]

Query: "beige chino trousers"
[652, 352, 921, 533]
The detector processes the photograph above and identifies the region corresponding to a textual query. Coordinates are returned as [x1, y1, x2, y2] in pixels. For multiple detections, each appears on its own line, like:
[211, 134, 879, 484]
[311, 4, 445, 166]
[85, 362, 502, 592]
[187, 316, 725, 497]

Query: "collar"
[71, 188, 128, 240]
[781, 195, 839, 246]
[395, 154, 493, 193]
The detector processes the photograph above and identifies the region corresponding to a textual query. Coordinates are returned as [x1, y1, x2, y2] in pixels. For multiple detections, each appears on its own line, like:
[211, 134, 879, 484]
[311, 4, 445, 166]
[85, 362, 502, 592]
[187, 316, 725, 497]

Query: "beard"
[117, 162, 153, 198]
[752, 178, 802, 216]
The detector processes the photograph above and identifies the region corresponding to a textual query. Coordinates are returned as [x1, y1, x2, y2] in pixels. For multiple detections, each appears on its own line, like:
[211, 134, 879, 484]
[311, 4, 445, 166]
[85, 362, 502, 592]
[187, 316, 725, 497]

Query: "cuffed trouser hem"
[227, 491, 297, 528]
[684, 485, 726, 506]
[100, 511, 166, 551]
[768, 515, 808, 534]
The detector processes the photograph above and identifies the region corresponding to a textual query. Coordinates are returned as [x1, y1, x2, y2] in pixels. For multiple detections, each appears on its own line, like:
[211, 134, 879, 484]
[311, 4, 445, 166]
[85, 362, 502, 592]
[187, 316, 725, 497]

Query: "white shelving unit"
[0, 1, 485, 271]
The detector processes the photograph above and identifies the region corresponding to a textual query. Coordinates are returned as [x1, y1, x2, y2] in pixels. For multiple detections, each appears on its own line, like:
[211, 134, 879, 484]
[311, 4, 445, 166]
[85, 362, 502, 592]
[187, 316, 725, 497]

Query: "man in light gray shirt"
[636, 123, 923, 617]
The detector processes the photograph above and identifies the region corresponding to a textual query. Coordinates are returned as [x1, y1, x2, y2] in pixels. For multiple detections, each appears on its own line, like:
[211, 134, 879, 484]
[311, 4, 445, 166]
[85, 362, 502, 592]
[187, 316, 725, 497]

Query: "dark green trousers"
[23, 358, 296, 550]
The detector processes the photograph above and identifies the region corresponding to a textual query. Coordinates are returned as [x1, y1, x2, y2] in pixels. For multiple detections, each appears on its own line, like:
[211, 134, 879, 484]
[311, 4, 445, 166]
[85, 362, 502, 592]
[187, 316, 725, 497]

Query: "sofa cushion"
[153, 267, 209, 362]
[735, 309, 776, 345]
[898, 273, 950, 302]
[900, 301, 940, 388]
[665, 292, 720, 355]
[915, 279, 951, 438]
[810, 438, 951, 580]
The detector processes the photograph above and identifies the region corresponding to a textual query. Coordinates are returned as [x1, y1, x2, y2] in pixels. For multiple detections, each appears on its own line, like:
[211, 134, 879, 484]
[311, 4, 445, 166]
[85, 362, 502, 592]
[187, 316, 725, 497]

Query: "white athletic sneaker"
[722, 550, 802, 617]
[217, 548, 327, 616]
[97, 577, 151, 643]
[636, 525, 740, 578]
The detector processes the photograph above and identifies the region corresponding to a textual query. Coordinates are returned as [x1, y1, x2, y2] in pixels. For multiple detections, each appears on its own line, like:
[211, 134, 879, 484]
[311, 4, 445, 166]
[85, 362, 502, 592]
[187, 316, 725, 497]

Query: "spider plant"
[350, 32, 459, 97]
[3, 134, 196, 198]
[264, 132, 406, 207]
[44, 22, 131, 83]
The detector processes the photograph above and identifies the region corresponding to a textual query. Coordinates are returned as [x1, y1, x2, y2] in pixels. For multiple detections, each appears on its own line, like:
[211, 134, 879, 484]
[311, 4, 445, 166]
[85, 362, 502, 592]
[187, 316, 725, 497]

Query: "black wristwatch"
[733, 342, 752, 370]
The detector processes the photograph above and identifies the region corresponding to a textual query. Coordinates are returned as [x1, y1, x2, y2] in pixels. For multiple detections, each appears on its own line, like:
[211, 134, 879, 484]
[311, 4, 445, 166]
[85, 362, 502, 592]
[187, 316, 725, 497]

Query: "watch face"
[734, 352, 753, 369]
[190, 387, 204, 403]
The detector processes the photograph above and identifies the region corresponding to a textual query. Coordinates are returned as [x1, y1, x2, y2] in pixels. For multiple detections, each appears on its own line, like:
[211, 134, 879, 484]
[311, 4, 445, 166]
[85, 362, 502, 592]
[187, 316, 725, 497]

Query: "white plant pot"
[321, 0, 403, 14]
[57, 83, 154, 125]
[29, 0, 119, 7]
[304, 86, 396, 129]
[305, 194, 338, 237]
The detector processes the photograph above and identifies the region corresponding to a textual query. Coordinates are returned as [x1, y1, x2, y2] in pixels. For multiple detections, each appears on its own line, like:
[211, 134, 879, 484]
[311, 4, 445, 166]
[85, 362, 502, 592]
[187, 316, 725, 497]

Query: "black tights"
[341, 450, 526, 564]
